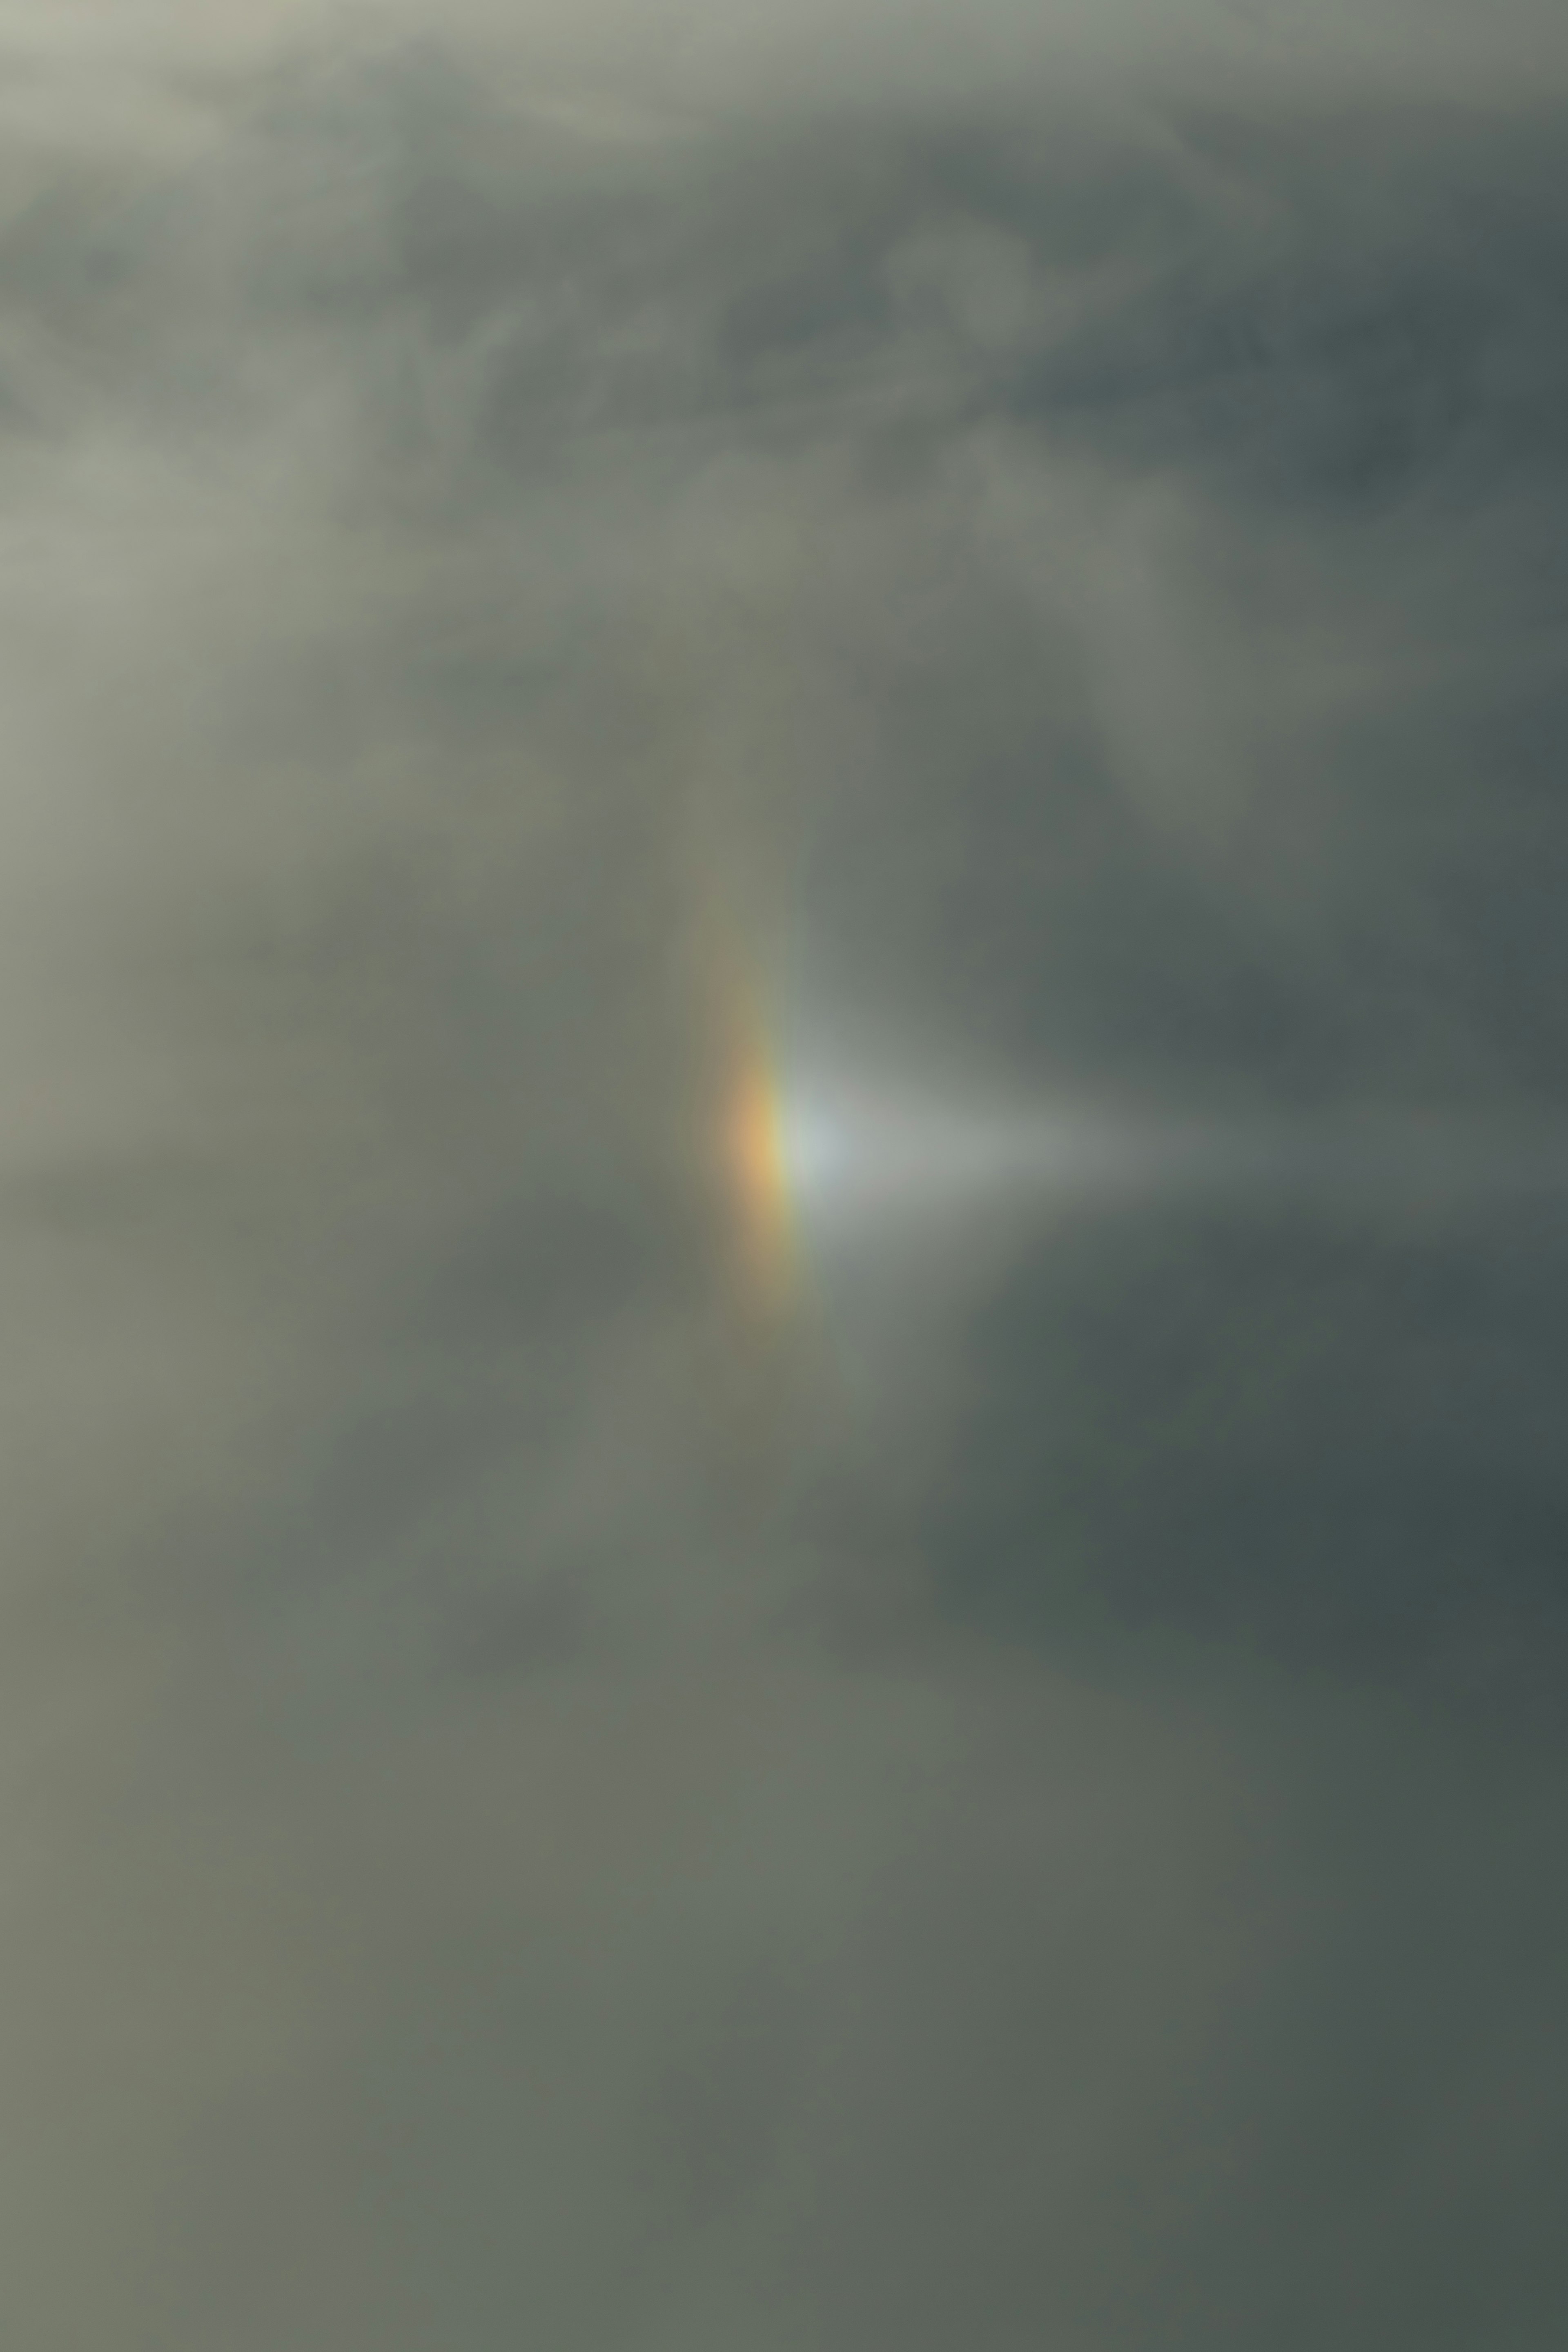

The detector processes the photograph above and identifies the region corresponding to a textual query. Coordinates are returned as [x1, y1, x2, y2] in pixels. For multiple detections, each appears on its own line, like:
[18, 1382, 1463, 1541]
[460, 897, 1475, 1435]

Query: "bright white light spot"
[779, 1093, 852, 1197]
[778, 1076, 1062, 1219]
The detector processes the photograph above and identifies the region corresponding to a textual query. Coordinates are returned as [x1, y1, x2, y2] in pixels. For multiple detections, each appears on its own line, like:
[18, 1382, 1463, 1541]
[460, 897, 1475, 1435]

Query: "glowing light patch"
[777, 1093, 851, 1197]
[722, 1050, 796, 1310]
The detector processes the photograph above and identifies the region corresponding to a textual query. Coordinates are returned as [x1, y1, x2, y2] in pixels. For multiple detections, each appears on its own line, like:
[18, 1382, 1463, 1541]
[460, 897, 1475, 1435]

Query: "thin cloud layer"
[1, 18, 1566, 2352]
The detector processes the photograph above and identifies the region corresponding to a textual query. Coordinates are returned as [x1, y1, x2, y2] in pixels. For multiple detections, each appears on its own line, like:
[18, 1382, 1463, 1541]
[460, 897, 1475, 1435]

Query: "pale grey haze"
[2, 3, 1567, 2347]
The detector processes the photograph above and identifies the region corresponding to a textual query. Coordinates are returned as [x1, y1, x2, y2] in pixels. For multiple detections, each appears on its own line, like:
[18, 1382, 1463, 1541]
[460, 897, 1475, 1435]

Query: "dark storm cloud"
[3, 14, 1568, 2350]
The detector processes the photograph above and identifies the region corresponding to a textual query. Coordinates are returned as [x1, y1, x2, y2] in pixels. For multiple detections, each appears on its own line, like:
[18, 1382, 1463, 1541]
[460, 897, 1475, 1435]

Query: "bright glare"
[778, 1092, 853, 1197]
[774, 1077, 1098, 1221]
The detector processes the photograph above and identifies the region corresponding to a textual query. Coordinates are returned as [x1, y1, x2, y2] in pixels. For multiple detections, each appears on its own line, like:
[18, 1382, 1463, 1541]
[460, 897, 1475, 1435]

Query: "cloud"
[0, 24, 1566, 2351]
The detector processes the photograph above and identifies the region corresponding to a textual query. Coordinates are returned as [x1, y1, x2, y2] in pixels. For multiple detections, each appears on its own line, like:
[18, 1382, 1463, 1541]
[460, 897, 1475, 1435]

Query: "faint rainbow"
[684, 855, 811, 1329]
[717, 980, 800, 1321]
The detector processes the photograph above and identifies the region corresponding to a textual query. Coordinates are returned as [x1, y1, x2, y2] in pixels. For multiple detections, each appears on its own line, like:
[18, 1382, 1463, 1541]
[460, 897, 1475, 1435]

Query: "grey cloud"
[1, 24, 1567, 2352]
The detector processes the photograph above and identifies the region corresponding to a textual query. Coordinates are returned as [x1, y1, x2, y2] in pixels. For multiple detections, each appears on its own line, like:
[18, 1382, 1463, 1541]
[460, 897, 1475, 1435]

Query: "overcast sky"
[2, 5, 1567, 2348]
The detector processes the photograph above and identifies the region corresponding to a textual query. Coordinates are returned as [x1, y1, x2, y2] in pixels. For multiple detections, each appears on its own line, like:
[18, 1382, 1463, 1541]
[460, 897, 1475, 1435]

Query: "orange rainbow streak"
[721, 1034, 796, 1316]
